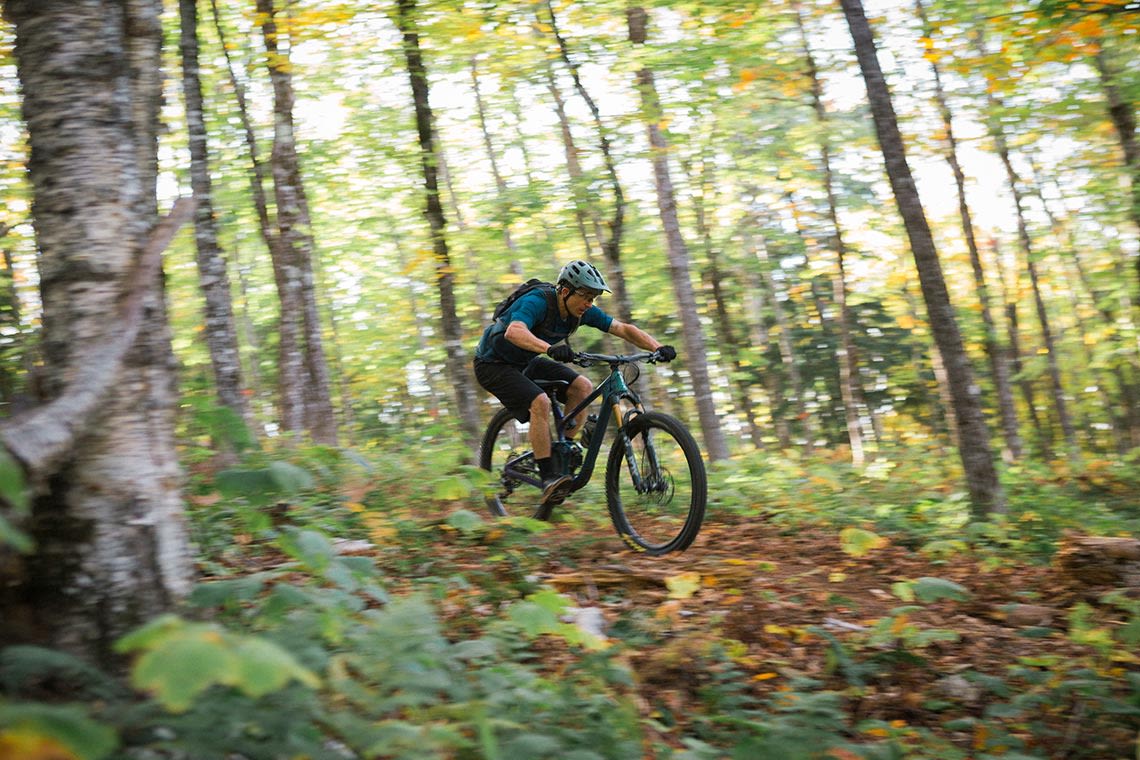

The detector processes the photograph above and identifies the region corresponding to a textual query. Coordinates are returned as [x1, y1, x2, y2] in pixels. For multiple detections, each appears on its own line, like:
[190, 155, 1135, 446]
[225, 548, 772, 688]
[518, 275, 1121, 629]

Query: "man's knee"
[570, 375, 592, 396]
[529, 393, 552, 415]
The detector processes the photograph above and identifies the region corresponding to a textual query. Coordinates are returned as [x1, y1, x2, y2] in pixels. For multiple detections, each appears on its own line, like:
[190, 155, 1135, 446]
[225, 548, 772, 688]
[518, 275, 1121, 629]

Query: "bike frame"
[501, 352, 655, 493]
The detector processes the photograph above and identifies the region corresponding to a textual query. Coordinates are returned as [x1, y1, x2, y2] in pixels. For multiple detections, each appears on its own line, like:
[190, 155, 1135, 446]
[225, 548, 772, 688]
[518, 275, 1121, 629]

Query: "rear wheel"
[605, 411, 706, 555]
[478, 407, 544, 519]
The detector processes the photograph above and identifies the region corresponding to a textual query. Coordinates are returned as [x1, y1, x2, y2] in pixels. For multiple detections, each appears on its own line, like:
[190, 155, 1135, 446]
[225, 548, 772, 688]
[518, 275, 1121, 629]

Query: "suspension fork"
[616, 399, 660, 493]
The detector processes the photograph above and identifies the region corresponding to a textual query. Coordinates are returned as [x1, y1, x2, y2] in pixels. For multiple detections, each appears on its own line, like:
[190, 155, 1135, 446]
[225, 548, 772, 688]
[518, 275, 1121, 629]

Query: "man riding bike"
[473, 260, 676, 505]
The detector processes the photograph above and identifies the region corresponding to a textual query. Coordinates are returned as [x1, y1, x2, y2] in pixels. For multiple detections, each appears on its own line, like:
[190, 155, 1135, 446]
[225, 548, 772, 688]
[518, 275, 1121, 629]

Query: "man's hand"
[655, 345, 677, 362]
[547, 343, 575, 362]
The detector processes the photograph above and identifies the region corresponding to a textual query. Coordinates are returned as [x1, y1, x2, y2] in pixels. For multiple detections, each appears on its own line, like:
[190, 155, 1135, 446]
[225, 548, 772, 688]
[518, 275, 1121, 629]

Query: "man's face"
[567, 287, 602, 318]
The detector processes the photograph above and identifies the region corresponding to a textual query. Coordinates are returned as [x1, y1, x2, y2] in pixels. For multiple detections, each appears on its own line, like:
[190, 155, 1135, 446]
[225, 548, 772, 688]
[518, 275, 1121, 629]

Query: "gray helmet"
[557, 260, 610, 293]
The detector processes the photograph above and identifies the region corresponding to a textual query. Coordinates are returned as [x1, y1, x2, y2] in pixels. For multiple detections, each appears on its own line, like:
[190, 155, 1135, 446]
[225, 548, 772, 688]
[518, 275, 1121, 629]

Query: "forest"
[0, 0, 1139, 757]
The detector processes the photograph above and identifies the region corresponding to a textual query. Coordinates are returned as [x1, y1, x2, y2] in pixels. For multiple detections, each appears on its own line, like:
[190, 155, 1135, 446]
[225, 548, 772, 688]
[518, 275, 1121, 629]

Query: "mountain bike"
[478, 350, 707, 556]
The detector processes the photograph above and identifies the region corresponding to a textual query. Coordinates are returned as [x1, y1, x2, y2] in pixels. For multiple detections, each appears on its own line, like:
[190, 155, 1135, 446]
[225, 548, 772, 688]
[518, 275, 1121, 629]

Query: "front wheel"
[605, 411, 706, 555]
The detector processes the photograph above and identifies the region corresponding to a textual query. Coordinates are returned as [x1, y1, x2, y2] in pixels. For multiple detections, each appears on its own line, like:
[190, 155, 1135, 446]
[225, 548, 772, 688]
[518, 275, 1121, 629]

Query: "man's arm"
[505, 320, 555, 353]
[608, 320, 663, 352]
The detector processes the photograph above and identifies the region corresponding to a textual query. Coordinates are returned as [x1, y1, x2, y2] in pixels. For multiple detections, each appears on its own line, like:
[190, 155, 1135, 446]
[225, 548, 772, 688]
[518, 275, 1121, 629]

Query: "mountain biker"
[474, 260, 676, 505]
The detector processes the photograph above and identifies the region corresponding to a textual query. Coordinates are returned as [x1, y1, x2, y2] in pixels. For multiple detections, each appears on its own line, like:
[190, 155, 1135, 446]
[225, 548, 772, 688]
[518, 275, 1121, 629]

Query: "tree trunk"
[396, 0, 483, 447]
[542, 64, 598, 262]
[974, 37, 1078, 462]
[745, 270, 791, 448]
[750, 229, 814, 452]
[627, 6, 728, 462]
[547, 0, 632, 324]
[211, 0, 305, 435]
[179, 0, 251, 439]
[916, 0, 1021, 462]
[1055, 535, 1140, 590]
[840, 0, 1003, 516]
[795, 0, 867, 466]
[257, 0, 337, 446]
[681, 152, 762, 447]
[470, 57, 518, 258]
[992, 238, 1051, 460]
[1093, 44, 1140, 293]
[3, 0, 193, 665]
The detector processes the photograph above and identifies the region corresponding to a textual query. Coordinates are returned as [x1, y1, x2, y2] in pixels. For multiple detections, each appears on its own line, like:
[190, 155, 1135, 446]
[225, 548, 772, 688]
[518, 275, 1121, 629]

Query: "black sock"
[536, 456, 553, 481]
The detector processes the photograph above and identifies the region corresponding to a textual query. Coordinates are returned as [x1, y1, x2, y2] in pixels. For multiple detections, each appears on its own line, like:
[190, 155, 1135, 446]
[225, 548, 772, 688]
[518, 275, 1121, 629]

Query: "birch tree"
[1, 0, 193, 664]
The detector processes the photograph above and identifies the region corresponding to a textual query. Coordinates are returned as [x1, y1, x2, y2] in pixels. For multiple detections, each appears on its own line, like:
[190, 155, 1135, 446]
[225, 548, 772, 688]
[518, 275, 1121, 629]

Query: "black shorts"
[474, 356, 580, 423]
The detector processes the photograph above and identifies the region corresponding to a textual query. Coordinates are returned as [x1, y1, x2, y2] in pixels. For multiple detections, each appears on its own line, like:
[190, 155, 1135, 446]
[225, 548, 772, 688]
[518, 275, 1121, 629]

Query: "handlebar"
[571, 350, 660, 367]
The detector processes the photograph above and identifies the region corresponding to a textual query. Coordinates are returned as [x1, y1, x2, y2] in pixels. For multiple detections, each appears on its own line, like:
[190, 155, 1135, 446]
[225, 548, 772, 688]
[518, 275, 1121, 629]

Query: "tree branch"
[0, 198, 195, 482]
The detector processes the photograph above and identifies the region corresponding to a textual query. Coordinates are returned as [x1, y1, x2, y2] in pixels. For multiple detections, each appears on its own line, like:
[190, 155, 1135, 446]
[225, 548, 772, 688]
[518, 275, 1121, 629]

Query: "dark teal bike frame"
[501, 351, 656, 494]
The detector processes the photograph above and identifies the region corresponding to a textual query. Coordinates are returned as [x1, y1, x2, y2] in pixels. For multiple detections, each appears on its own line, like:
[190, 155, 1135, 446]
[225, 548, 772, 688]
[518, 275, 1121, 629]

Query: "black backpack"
[491, 278, 578, 338]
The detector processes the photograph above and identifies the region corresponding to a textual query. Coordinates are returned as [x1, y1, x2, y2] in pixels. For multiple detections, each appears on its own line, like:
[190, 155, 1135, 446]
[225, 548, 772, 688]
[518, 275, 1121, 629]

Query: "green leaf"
[0, 703, 118, 760]
[114, 614, 185, 653]
[130, 628, 235, 712]
[230, 637, 321, 697]
[433, 475, 471, 500]
[0, 448, 28, 512]
[911, 577, 971, 603]
[891, 581, 915, 602]
[509, 601, 561, 637]
[445, 508, 484, 534]
[187, 574, 270, 608]
[267, 461, 314, 492]
[281, 528, 335, 572]
[0, 512, 34, 553]
[119, 616, 319, 713]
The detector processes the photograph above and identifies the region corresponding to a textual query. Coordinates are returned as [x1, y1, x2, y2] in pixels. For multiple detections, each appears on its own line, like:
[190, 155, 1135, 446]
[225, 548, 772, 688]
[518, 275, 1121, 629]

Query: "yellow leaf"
[752, 672, 779, 681]
[764, 624, 790, 635]
[839, 527, 889, 557]
[0, 730, 79, 760]
[829, 571, 847, 583]
[890, 613, 910, 635]
[665, 571, 702, 600]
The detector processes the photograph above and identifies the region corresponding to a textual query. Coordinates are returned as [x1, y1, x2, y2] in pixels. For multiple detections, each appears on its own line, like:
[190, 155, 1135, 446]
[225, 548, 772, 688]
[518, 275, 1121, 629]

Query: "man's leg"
[528, 392, 553, 460]
[527, 391, 572, 503]
[565, 375, 593, 438]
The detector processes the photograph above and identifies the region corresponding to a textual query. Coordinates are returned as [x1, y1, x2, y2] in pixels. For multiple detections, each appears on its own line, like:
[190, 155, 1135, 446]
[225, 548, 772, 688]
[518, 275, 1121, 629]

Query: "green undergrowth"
[3, 440, 1140, 758]
[710, 444, 1140, 562]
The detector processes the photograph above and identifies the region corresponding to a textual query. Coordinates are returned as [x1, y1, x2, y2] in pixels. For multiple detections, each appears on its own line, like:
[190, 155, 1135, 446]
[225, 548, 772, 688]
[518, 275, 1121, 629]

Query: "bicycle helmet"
[557, 260, 611, 294]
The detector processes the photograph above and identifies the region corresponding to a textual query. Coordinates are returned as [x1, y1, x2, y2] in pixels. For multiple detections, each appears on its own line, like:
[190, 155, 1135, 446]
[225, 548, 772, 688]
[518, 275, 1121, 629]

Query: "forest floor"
[350, 503, 1138, 759]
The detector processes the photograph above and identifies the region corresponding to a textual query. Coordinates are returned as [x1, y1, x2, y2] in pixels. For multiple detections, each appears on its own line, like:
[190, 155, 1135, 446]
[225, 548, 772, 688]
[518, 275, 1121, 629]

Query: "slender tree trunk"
[211, 0, 304, 434]
[744, 268, 791, 448]
[547, 1, 632, 324]
[179, 0, 251, 438]
[795, 1, 867, 465]
[1034, 162, 1140, 450]
[434, 131, 492, 327]
[3, 0, 193, 664]
[542, 64, 599, 261]
[750, 229, 814, 452]
[915, 0, 1021, 462]
[975, 46, 1077, 462]
[470, 57, 517, 258]
[991, 237, 1050, 459]
[257, 0, 337, 445]
[396, 0, 483, 447]
[1093, 44, 1140, 293]
[681, 151, 762, 447]
[840, 0, 1002, 516]
[627, 6, 727, 462]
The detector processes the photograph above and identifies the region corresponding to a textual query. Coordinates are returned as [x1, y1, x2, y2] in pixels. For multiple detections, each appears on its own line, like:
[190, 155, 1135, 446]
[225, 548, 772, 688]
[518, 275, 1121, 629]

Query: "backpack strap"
[542, 285, 579, 339]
